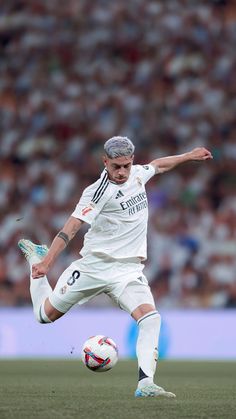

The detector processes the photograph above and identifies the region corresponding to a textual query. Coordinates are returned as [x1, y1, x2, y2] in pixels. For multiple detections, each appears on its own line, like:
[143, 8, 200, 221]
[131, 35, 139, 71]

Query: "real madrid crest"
[60, 285, 67, 294]
[136, 177, 142, 187]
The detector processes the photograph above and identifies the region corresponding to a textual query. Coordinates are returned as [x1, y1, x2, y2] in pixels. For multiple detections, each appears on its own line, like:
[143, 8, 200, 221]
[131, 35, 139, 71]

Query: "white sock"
[38, 302, 52, 323]
[28, 255, 52, 321]
[136, 311, 161, 389]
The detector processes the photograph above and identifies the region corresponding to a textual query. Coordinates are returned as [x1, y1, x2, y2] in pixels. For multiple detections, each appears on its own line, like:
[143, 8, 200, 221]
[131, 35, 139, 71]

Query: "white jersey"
[71, 164, 156, 260]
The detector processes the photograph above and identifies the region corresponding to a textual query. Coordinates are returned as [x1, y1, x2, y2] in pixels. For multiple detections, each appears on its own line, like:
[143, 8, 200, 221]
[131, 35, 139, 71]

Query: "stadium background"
[0, 0, 236, 360]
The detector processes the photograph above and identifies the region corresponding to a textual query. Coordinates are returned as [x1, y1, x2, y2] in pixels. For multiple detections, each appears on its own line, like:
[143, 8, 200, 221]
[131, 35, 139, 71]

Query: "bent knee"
[34, 305, 52, 324]
[35, 299, 64, 323]
[45, 297, 64, 321]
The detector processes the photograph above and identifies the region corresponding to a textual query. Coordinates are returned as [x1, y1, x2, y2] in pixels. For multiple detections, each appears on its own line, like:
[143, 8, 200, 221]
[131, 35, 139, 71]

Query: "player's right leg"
[18, 239, 64, 323]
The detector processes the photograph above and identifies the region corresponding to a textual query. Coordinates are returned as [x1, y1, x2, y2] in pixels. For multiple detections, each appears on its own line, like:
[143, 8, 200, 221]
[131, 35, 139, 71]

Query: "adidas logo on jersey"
[115, 190, 124, 199]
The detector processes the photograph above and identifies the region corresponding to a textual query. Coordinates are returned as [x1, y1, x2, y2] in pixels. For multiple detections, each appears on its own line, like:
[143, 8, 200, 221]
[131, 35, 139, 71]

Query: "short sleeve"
[136, 164, 156, 184]
[71, 172, 110, 225]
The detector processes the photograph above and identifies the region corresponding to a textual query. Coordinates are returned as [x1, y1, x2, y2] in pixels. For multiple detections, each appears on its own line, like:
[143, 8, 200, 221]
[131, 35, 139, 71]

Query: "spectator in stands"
[1, 0, 236, 308]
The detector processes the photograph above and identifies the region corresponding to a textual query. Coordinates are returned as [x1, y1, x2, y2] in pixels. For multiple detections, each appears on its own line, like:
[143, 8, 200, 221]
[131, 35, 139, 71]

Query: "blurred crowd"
[1, 0, 236, 309]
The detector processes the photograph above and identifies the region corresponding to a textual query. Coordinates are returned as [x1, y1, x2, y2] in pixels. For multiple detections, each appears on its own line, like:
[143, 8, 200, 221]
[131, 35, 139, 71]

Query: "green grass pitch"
[0, 360, 236, 419]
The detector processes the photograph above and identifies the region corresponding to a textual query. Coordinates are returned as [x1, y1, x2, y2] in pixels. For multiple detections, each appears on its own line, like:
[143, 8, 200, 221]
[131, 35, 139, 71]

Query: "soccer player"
[18, 137, 213, 398]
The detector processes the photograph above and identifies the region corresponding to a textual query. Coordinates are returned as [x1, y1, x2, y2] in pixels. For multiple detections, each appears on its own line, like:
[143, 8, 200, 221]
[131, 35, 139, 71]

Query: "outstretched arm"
[150, 147, 213, 174]
[32, 216, 83, 279]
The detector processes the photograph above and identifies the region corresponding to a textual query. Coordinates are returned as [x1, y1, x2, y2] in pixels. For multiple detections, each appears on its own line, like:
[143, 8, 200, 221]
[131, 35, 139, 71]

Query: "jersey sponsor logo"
[115, 190, 124, 199]
[120, 192, 147, 210]
[143, 165, 149, 170]
[120, 192, 148, 216]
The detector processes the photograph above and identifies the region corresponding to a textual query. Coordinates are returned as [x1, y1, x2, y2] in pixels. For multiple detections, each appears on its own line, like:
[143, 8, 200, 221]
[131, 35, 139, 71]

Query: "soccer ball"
[81, 335, 118, 372]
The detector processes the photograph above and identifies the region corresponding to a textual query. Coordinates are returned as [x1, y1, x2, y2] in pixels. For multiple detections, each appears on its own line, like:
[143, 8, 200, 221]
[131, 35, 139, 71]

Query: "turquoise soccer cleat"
[18, 239, 48, 261]
[135, 384, 176, 398]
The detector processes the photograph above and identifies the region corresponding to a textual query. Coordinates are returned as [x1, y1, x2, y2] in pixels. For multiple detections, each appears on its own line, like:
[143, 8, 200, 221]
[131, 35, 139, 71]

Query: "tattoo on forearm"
[57, 231, 69, 246]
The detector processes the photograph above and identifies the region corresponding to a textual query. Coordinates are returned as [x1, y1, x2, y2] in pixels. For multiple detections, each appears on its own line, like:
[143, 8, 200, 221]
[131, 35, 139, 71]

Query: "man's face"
[103, 155, 134, 184]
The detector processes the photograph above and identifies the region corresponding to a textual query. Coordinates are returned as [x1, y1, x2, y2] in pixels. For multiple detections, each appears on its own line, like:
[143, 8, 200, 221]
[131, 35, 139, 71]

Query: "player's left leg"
[117, 282, 176, 398]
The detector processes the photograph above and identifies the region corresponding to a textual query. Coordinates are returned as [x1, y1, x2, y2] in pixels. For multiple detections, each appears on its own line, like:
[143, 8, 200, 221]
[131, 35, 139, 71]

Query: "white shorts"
[49, 253, 155, 315]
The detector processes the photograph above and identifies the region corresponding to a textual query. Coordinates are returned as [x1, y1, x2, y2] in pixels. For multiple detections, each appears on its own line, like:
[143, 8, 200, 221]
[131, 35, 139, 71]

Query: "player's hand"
[188, 147, 213, 161]
[32, 261, 50, 279]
